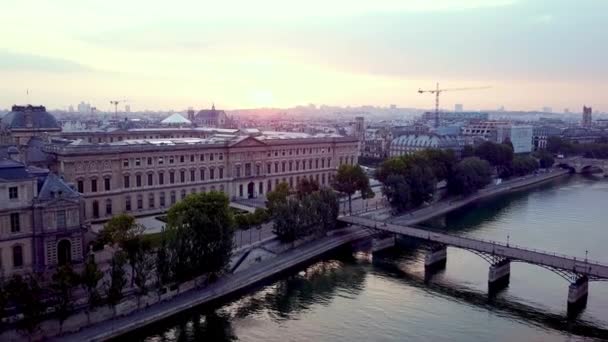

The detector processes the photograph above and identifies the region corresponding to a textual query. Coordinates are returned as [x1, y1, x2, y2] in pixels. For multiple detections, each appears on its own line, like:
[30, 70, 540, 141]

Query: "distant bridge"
[339, 215, 608, 315]
[559, 156, 608, 174]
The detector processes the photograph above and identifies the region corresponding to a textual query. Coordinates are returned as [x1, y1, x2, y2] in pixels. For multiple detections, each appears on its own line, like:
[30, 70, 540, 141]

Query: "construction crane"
[418, 83, 490, 127]
[109, 99, 128, 120]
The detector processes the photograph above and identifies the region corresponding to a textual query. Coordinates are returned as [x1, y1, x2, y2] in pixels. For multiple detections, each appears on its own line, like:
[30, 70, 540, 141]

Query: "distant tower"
[354, 116, 365, 156]
[582, 106, 593, 127]
[187, 107, 195, 122]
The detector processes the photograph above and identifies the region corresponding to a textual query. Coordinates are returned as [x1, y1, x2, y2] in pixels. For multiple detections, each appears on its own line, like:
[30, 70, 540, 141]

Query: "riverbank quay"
[52, 228, 372, 342]
[369, 168, 571, 225]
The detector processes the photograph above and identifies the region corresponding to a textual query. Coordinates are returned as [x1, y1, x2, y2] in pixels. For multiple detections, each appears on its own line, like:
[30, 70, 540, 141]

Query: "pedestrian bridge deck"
[339, 216, 608, 280]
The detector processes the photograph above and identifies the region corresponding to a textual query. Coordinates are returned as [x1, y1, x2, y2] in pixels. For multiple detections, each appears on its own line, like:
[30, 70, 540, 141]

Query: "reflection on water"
[129, 175, 608, 342]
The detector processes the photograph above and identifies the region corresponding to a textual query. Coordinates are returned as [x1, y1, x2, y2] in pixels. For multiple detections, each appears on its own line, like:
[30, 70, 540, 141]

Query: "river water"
[132, 175, 608, 341]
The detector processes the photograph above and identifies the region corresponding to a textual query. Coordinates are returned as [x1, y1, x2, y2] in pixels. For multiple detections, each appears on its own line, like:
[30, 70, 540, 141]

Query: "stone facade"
[46, 132, 359, 222]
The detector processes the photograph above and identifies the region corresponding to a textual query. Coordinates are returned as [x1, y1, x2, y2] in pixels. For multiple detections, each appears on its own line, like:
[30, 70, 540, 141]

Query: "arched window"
[57, 239, 72, 266]
[92, 201, 99, 218]
[105, 199, 112, 215]
[13, 245, 23, 268]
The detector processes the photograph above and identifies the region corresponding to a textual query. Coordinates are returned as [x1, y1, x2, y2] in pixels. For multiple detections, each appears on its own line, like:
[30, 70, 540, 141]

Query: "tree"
[106, 250, 128, 315]
[316, 188, 340, 232]
[51, 264, 80, 332]
[419, 148, 457, 181]
[97, 213, 144, 247]
[461, 144, 475, 159]
[448, 157, 492, 196]
[511, 155, 539, 176]
[7, 274, 44, 338]
[536, 151, 555, 168]
[296, 178, 320, 198]
[272, 198, 305, 242]
[382, 174, 411, 212]
[0, 281, 7, 327]
[133, 240, 154, 307]
[80, 253, 103, 322]
[333, 164, 371, 214]
[155, 229, 173, 297]
[266, 182, 291, 214]
[167, 191, 235, 282]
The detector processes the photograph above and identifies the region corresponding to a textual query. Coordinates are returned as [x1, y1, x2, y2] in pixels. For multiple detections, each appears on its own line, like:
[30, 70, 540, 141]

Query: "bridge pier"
[488, 259, 510, 293]
[567, 276, 589, 316]
[372, 234, 395, 253]
[425, 245, 447, 271]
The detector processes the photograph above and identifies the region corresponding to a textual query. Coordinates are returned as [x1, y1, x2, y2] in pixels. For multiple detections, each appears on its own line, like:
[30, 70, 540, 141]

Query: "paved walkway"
[56, 228, 371, 341]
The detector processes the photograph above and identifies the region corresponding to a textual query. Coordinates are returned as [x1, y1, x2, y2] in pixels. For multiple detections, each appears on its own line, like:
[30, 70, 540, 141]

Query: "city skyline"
[1, 0, 607, 112]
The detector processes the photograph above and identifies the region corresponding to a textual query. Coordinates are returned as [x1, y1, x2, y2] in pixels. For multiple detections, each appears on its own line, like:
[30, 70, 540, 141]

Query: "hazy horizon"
[1, 0, 606, 112]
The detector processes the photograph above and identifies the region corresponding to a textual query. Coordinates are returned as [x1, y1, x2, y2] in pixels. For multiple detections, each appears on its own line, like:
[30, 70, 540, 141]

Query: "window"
[10, 213, 20, 233]
[125, 196, 132, 211]
[124, 175, 130, 188]
[321, 159, 325, 168]
[104, 178, 111, 191]
[148, 173, 153, 186]
[267, 163, 271, 174]
[105, 199, 112, 215]
[316, 159, 319, 168]
[137, 195, 143, 209]
[77, 180, 84, 193]
[160, 192, 165, 207]
[13, 246, 23, 268]
[210, 168, 215, 180]
[181, 189, 186, 199]
[236, 166, 241, 178]
[267, 180, 272, 192]
[200, 154, 205, 161]
[135, 158, 141, 166]
[170, 191, 176, 204]
[180, 171, 185, 183]
[169, 157, 174, 164]
[136, 174, 142, 187]
[239, 184, 243, 197]
[289, 161, 293, 172]
[148, 193, 155, 208]
[219, 168, 224, 179]
[259, 182, 263, 195]
[282, 162, 286, 172]
[245, 163, 251, 177]
[123, 159, 129, 167]
[190, 170, 195, 182]
[170, 171, 175, 184]
[219, 153, 223, 160]
[256, 164, 260, 176]
[210, 154, 214, 161]
[92, 201, 99, 218]
[148, 157, 153, 165]
[275, 163, 278, 173]
[158, 157, 164, 165]
[91, 179, 97, 193]
[56, 210, 66, 229]
[159, 172, 164, 185]
[7, 187, 19, 200]
[180, 155, 184, 163]
[200, 168, 206, 180]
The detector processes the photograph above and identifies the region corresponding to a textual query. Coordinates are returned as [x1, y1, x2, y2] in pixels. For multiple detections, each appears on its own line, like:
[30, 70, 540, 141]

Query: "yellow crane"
[418, 83, 490, 127]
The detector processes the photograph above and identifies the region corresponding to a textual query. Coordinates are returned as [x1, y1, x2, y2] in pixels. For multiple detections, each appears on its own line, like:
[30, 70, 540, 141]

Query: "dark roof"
[195, 105, 226, 120]
[0, 159, 34, 181]
[1, 105, 60, 130]
[37, 173, 79, 200]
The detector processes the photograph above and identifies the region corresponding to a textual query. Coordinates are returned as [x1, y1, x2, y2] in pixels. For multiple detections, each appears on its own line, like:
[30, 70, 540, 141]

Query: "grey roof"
[1, 105, 60, 130]
[0, 159, 34, 181]
[37, 173, 79, 200]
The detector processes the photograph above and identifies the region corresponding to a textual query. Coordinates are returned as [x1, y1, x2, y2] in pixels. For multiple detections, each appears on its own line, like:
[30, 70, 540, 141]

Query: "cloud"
[0, 50, 94, 73]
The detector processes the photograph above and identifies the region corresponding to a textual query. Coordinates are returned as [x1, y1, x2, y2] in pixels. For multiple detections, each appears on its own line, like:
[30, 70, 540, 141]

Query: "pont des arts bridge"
[340, 215, 608, 316]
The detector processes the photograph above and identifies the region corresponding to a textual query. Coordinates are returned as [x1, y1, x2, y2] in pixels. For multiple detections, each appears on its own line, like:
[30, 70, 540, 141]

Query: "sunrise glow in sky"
[1, 0, 606, 111]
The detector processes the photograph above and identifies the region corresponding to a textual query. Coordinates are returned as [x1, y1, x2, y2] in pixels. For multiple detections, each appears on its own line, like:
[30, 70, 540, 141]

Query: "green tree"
[133, 240, 154, 307]
[272, 198, 305, 242]
[97, 213, 144, 247]
[535, 151, 555, 168]
[80, 253, 103, 322]
[155, 229, 173, 297]
[106, 250, 128, 315]
[316, 188, 340, 232]
[266, 182, 291, 214]
[7, 274, 44, 338]
[461, 144, 475, 158]
[419, 148, 457, 181]
[381, 174, 411, 212]
[51, 264, 80, 332]
[333, 164, 372, 214]
[448, 157, 492, 196]
[511, 155, 539, 176]
[167, 191, 235, 282]
[296, 178, 320, 198]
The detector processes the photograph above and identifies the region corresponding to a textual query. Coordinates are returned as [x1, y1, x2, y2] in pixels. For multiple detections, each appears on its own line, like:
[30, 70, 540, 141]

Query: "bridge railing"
[446, 233, 607, 266]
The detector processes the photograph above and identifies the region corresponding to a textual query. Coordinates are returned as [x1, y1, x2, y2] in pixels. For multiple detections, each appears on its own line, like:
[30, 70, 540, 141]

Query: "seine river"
[132, 175, 608, 341]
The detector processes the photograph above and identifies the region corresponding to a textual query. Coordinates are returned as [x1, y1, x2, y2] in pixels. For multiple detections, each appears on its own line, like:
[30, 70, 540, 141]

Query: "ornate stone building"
[0, 159, 85, 277]
[45, 130, 359, 221]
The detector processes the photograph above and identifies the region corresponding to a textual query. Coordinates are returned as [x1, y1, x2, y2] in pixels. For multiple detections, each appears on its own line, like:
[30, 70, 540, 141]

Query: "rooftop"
[1, 105, 61, 131]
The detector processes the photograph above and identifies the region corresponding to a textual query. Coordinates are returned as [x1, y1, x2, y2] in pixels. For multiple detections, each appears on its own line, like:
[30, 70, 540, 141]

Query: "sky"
[0, 0, 606, 112]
